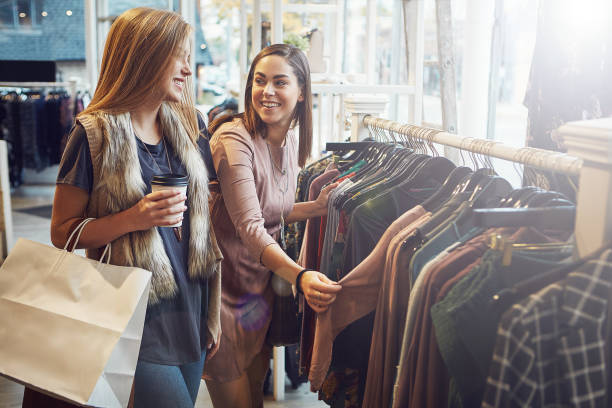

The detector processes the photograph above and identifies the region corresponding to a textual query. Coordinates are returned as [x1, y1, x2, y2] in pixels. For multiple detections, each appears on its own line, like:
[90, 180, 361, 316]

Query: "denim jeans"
[133, 352, 206, 408]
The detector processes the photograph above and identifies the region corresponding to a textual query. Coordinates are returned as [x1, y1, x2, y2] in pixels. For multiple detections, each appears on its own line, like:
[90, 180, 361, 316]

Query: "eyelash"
[255, 79, 288, 86]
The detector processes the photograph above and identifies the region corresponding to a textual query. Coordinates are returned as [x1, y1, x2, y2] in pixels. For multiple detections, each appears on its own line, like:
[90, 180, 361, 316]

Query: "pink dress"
[203, 118, 298, 382]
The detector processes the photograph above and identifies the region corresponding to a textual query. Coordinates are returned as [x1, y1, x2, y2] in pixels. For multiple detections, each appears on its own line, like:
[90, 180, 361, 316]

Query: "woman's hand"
[125, 190, 187, 231]
[300, 270, 342, 313]
[205, 328, 220, 361]
[313, 182, 339, 215]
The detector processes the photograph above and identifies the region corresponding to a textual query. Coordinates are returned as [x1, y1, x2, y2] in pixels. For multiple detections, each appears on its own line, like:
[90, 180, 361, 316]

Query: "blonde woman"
[203, 44, 341, 407]
[23, 8, 221, 408]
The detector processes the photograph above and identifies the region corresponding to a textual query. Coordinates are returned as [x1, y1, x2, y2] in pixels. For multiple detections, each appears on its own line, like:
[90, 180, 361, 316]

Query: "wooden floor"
[0, 376, 323, 408]
[0, 184, 326, 408]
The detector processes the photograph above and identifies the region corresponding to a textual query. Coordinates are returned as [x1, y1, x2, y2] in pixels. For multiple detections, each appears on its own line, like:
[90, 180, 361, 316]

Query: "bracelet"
[296, 268, 313, 295]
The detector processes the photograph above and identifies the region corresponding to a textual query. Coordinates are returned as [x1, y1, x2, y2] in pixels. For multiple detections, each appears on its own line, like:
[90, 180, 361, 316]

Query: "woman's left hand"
[314, 182, 339, 215]
[205, 329, 220, 361]
[300, 270, 342, 313]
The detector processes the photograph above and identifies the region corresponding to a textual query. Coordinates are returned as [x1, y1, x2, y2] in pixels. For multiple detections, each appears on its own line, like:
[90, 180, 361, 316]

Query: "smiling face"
[161, 37, 192, 103]
[251, 55, 304, 131]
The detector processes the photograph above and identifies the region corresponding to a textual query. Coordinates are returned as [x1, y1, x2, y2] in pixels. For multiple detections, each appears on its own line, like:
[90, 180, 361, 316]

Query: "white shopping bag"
[0, 218, 151, 407]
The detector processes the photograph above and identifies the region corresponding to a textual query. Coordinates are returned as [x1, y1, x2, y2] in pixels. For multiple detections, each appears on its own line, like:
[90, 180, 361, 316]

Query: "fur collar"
[79, 104, 221, 304]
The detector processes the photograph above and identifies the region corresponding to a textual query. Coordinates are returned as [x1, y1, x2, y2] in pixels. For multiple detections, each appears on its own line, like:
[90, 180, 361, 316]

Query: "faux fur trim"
[79, 104, 222, 304]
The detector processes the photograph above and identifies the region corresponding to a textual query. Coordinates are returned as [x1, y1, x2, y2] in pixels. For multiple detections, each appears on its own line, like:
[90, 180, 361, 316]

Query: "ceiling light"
[66, 10, 73, 16]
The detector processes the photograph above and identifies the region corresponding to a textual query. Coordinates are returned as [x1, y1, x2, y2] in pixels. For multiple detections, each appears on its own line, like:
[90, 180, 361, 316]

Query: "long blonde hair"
[79, 7, 199, 142]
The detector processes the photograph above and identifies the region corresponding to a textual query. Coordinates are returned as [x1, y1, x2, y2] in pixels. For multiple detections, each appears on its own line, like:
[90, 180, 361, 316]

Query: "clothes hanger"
[449, 137, 497, 196]
[338, 124, 437, 212]
[390, 127, 456, 192]
[334, 142, 402, 207]
[339, 146, 427, 211]
[465, 205, 576, 231]
[420, 166, 473, 212]
[468, 175, 514, 209]
[333, 120, 381, 172]
[500, 186, 541, 207]
[490, 244, 611, 310]
[523, 190, 571, 208]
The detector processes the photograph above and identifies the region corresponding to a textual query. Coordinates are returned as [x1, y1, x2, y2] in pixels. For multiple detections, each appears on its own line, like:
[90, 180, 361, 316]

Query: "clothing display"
[0, 88, 85, 187]
[482, 249, 612, 408]
[287, 140, 608, 408]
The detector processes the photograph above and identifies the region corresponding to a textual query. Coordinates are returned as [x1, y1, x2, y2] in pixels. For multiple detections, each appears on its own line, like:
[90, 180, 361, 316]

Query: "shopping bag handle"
[98, 242, 112, 265]
[64, 218, 95, 252]
[63, 218, 112, 264]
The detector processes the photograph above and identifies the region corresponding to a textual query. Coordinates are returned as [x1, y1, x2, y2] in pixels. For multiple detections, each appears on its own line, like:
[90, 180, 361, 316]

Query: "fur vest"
[77, 104, 222, 340]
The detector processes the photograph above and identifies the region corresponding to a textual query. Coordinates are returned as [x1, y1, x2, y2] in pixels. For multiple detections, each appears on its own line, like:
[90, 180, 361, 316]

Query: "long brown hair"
[210, 44, 313, 167]
[78, 7, 199, 142]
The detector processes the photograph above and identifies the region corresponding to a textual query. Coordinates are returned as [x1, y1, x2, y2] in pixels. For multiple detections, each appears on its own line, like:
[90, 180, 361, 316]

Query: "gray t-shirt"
[57, 118, 216, 365]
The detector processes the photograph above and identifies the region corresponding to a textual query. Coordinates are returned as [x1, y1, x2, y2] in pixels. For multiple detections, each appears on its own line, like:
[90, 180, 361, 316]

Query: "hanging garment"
[397, 228, 568, 408]
[425, 239, 570, 407]
[309, 205, 430, 389]
[299, 167, 341, 376]
[360, 213, 448, 408]
[482, 249, 612, 408]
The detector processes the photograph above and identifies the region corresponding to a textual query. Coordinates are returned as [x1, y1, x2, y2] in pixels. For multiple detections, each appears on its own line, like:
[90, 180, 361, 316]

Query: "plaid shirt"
[482, 249, 612, 408]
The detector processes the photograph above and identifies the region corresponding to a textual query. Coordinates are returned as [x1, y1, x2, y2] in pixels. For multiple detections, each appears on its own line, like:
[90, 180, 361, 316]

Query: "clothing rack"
[0, 80, 78, 97]
[342, 98, 612, 257]
[0, 79, 82, 259]
[325, 141, 375, 152]
[362, 116, 583, 176]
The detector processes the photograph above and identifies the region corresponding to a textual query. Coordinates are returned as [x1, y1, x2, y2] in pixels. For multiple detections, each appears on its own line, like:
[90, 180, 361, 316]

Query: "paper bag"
[0, 219, 151, 408]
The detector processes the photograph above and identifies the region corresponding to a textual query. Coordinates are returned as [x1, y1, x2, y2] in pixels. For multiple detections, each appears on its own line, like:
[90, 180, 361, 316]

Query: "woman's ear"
[298, 88, 304, 102]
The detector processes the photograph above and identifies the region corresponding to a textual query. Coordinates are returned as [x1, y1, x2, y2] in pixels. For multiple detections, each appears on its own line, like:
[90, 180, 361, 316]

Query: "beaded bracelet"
[296, 268, 314, 295]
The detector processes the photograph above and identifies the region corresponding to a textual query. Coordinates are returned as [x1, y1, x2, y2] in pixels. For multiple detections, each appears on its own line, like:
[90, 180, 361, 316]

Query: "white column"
[273, 345, 285, 401]
[404, 0, 424, 125]
[239, 0, 247, 112]
[272, 2, 286, 396]
[389, 0, 402, 120]
[84, 0, 98, 92]
[271, 0, 282, 44]
[459, 0, 494, 139]
[179, 0, 196, 79]
[0, 141, 13, 258]
[558, 118, 612, 257]
[253, 0, 262, 55]
[334, 0, 344, 75]
[345, 96, 389, 141]
[366, 0, 377, 84]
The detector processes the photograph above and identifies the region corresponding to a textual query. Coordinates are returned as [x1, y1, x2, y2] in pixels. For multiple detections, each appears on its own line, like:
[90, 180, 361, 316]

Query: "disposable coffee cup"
[151, 174, 188, 227]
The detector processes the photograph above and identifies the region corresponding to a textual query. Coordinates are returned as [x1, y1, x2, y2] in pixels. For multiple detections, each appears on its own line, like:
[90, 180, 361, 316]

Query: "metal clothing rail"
[363, 115, 583, 177]
[0, 81, 75, 88]
[0, 80, 79, 100]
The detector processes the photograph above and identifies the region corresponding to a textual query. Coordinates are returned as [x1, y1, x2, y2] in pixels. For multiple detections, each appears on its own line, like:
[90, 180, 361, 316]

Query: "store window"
[0, 0, 45, 29]
[1, 0, 85, 82]
[107, 0, 174, 18]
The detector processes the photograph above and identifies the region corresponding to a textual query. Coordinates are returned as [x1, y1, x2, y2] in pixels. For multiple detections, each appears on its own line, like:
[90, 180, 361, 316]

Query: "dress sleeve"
[212, 128, 277, 262]
[56, 124, 93, 193]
